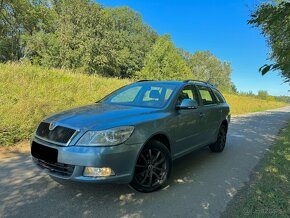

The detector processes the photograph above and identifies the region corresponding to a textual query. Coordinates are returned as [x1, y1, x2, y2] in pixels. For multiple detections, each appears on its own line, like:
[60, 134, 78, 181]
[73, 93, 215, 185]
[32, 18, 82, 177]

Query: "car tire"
[129, 140, 172, 193]
[209, 124, 227, 152]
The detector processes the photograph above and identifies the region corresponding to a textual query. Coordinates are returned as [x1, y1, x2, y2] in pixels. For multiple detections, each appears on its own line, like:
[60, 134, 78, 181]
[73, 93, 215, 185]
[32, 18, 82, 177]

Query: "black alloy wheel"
[130, 140, 172, 192]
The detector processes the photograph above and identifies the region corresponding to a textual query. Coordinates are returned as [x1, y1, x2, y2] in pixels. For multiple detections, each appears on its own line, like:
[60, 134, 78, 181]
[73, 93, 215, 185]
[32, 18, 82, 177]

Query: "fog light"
[83, 167, 115, 177]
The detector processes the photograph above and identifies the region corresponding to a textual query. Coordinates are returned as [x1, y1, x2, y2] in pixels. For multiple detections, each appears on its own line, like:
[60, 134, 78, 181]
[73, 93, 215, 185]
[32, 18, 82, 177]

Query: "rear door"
[196, 85, 220, 144]
[212, 88, 230, 123]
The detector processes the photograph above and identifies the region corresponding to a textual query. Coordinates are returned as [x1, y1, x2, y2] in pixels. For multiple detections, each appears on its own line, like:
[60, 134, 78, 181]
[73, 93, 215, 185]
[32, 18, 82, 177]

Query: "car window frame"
[212, 88, 226, 104]
[196, 85, 217, 106]
[174, 84, 200, 107]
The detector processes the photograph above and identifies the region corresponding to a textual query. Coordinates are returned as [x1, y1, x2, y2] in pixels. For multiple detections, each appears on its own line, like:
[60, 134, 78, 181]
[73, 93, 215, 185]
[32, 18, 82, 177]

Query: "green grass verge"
[223, 94, 287, 115]
[0, 63, 287, 146]
[0, 63, 131, 146]
[222, 122, 290, 218]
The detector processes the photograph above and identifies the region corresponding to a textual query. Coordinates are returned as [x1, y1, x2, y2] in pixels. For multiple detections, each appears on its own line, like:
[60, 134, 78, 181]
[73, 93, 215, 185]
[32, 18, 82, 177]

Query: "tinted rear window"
[213, 89, 226, 103]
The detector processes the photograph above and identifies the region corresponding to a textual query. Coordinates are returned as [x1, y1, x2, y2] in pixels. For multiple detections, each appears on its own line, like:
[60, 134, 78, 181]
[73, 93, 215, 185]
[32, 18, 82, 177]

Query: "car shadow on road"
[0, 146, 220, 218]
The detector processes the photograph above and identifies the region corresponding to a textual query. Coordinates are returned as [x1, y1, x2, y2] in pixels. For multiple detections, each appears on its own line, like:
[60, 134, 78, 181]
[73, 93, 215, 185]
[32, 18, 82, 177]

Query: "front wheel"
[209, 124, 227, 152]
[129, 140, 172, 192]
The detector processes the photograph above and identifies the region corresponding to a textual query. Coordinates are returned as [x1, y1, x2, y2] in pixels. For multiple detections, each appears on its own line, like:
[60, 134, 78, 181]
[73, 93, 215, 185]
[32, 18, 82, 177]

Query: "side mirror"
[176, 99, 198, 109]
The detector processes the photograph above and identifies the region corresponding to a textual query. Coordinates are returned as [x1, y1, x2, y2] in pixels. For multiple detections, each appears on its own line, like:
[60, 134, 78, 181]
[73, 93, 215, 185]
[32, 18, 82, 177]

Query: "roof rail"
[183, 80, 215, 87]
[136, 80, 154, 82]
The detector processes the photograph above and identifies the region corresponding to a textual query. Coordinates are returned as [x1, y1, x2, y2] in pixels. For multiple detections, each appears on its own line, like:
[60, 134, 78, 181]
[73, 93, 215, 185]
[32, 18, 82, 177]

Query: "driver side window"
[177, 86, 199, 105]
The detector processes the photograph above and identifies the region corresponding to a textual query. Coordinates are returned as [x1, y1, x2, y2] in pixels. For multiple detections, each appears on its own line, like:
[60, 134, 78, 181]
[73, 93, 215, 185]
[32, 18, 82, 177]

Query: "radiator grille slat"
[36, 122, 76, 144]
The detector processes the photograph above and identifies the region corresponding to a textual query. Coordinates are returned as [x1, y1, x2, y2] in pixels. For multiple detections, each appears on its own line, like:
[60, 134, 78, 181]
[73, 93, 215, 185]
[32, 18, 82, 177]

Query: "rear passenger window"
[213, 89, 225, 103]
[197, 86, 216, 105]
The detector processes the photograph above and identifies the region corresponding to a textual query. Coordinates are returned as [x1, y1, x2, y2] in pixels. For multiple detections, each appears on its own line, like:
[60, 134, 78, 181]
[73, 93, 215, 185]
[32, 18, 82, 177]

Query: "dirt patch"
[0, 140, 30, 158]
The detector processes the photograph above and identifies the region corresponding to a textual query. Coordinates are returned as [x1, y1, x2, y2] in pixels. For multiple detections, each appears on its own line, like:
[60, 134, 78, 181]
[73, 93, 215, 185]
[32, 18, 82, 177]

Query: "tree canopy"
[0, 0, 235, 91]
[1, 0, 158, 78]
[135, 35, 192, 81]
[180, 50, 234, 92]
[248, 1, 290, 83]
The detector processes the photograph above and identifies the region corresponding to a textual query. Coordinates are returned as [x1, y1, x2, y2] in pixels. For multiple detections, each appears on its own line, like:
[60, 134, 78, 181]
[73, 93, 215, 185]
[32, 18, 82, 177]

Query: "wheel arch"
[130, 132, 172, 192]
[131, 132, 172, 178]
[149, 132, 171, 152]
[133, 132, 172, 170]
[142, 132, 172, 153]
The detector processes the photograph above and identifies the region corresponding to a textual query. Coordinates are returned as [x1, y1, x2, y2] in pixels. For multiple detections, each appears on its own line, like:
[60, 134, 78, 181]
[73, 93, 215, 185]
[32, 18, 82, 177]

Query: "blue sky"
[97, 0, 289, 96]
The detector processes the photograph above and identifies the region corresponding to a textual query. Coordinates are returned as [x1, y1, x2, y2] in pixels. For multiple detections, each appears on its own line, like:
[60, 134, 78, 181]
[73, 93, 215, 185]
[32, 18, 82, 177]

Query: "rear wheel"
[129, 140, 172, 192]
[209, 124, 227, 152]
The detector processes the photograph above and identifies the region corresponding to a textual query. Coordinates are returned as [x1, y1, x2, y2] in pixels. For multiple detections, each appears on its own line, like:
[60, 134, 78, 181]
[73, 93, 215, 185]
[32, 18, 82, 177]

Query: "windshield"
[99, 83, 177, 108]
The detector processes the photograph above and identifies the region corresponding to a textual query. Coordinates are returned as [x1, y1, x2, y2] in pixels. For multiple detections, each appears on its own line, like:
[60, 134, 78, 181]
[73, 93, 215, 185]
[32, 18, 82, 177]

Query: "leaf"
[258, 64, 268, 72]
[260, 65, 272, 75]
[249, 2, 290, 82]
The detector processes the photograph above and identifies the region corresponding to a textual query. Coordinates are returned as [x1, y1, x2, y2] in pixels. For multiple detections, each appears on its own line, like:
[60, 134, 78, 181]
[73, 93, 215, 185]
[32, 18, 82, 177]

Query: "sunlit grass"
[223, 94, 287, 115]
[222, 122, 290, 217]
[0, 63, 131, 146]
[0, 63, 287, 146]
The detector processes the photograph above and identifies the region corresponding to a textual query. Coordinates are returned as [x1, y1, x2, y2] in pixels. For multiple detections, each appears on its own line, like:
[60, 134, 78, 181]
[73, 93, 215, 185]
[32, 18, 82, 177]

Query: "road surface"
[1, 107, 290, 218]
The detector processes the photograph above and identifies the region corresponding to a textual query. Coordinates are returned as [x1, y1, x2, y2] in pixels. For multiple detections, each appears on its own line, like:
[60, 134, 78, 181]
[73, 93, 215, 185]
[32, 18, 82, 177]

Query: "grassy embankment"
[0, 63, 287, 146]
[222, 122, 290, 217]
[223, 93, 287, 115]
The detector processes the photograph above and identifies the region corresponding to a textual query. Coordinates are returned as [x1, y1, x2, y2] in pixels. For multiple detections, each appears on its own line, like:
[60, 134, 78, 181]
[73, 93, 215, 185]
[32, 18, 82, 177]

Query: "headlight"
[76, 126, 134, 146]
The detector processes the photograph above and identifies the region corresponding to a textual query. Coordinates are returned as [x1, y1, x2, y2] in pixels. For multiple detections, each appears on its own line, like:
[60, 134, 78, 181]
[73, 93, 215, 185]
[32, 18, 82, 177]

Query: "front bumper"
[31, 137, 142, 184]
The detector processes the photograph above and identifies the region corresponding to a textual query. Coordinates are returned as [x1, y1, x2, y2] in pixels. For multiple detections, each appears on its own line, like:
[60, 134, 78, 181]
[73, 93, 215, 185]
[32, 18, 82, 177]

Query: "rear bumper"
[31, 137, 142, 184]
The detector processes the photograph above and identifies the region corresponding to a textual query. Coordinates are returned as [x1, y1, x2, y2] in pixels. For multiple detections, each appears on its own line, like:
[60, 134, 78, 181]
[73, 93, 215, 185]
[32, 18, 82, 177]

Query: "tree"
[231, 82, 238, 93]
[135, 35, 192, 80]
[20, 1, 157, 78]
[0, 0, 52, 61]
[1, 0, 236, 84]
[248, 1, 290, 82]
[23, 0, 111, 71]
[103, 6, 157, 77]
[180, 50, 234, 92]
[257, 90, 269, 100]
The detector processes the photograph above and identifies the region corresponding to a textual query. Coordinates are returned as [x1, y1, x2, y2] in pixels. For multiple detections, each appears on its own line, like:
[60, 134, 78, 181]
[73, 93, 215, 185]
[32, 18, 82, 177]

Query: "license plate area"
[31, 141, 58, 163]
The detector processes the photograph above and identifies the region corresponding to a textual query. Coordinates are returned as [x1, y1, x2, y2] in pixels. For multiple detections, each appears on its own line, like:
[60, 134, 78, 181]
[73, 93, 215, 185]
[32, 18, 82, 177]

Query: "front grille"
[36, 122, 76, 144]
[33, 157, 75, 177]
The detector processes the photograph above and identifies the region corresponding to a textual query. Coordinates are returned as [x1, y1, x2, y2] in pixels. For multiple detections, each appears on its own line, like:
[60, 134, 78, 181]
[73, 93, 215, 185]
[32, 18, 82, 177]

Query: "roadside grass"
[222, 122, 290, 218]
[0, 63, 287, 146]
[0, 63, 131, 146]
[223, 93, 287, 115]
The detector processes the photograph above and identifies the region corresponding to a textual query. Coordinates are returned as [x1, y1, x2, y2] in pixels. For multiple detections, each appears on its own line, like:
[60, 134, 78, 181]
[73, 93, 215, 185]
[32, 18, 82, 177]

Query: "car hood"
[44, 103, 159, 130]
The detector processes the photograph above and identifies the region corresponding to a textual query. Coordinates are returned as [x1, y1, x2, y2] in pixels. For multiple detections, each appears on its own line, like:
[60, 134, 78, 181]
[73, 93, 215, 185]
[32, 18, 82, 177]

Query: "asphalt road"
[1, 107, 290, 218]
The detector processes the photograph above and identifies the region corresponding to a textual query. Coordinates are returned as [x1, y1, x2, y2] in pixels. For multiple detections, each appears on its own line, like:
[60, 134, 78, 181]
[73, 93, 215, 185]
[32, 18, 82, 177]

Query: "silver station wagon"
[31, 80, 230, 192]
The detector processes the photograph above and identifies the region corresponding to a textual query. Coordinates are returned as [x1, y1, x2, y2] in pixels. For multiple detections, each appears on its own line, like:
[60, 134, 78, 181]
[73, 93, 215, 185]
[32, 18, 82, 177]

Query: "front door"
[172, 85, 203, 157]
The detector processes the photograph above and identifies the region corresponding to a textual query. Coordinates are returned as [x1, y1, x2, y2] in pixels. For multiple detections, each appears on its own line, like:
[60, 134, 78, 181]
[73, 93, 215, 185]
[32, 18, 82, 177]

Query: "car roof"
[135, 80, 216, 89]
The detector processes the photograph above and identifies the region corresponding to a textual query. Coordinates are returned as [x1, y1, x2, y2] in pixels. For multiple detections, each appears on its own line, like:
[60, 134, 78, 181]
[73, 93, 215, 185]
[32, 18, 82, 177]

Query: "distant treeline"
[1, 0, 235, 92]
[238, 90, 290, 104]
